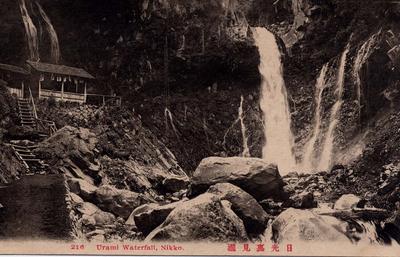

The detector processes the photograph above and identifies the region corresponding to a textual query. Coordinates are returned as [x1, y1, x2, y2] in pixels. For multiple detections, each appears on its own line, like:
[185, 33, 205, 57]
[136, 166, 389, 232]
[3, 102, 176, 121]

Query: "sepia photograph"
[0, 0, 400, 256]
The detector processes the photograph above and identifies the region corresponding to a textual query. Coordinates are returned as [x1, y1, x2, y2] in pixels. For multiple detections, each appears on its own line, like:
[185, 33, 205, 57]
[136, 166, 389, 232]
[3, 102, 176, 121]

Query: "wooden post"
[21, 81, 25, 99]
[84, 82, 87, 103]
[38, 79, 41, 99]
[61, 79, 64, 100]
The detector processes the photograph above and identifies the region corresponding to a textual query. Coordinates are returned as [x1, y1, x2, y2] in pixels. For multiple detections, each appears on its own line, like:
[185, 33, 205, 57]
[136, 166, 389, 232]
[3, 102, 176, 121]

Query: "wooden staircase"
[11, 91, 56, 174]
[9, 144, 47, 174]
[17, 98, 36, 127]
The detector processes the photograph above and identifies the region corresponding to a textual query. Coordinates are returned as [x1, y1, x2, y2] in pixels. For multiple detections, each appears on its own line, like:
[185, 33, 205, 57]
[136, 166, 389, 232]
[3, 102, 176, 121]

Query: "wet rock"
[94, 185, 151, 219]
[127, 200, 186, 236]
[146, 193, 249, 242]
[67, 178, 98, 201]
[189, 157, 285, 201]
[334, 194, 362, 210]
[266, 208, 350, 243]
[207, 183, 270, 235]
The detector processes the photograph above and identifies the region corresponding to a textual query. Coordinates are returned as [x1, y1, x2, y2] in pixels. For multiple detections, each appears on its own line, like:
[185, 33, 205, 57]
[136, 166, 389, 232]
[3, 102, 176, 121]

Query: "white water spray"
[301, 63, 329, 171]
[318, 44, 350, 171]
[19, 0, 39, 61]
[238, 95, 250, 157]
[36, 1, 61, 63]
[253, 27, 296, 174]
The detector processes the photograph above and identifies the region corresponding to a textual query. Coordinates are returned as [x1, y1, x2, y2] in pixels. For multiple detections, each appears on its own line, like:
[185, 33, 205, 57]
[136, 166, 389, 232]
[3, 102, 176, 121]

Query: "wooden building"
[26, 61, 95, 103]
[0, 63, 30, 98]
[0, 61, 120, 105]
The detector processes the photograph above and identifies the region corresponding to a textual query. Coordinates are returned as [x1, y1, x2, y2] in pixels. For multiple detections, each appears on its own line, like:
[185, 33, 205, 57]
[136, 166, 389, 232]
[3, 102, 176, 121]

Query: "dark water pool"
[0, 174, 71, 240]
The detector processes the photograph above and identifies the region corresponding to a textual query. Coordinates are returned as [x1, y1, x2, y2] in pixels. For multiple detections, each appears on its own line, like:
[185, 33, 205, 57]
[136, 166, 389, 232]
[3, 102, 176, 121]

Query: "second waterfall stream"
[252, 27, 296, 175]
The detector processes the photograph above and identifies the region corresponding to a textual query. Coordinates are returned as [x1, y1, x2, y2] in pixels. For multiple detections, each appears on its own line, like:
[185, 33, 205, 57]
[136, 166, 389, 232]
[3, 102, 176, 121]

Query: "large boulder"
[94, 185, 151, 219]
[126, 200, 186, 235]
[75, 202, 116, 228]
[207, 183, 270, 235]
[35, 126, 97, 162]
[189, 157, 285, 200]
[266, 208, 350, 243]
[145, 193, 249, 242]
[334, 194, 362, 210]
[67, 178, 98, 201]
[100, 158, 188, 195]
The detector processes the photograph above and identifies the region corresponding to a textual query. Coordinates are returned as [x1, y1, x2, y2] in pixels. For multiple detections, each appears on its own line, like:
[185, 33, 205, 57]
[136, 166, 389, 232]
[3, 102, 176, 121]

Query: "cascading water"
[164, 107, 179, 137]
[19, 0, 39, 61]
[253, 27, 296, 174]
[36, 1, 61, 64]
[353, 31, 380, 121]
[318, 44, 350, 171]
[301, 63, 329, 171]
[238, 95, 250, 157]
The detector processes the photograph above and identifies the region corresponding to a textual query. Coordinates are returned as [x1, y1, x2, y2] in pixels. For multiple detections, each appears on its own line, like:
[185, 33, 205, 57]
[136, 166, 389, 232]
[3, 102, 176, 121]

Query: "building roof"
[0, 79, 8, 86]
[0, 63, 30, 75]
[27, 61, 95, 80]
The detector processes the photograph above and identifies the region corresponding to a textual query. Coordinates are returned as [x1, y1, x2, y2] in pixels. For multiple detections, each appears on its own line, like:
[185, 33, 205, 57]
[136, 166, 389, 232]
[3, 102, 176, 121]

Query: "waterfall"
[252, 27, 296, 174]
[238, 95, 250, 157]
[19, 0, 39, 61]
[164, 107, 179, 136]
[36, 1, 61, 64]
[353, 31, 380, 121]
[318, 44, 350, 171]
[301, 63, 329, 171]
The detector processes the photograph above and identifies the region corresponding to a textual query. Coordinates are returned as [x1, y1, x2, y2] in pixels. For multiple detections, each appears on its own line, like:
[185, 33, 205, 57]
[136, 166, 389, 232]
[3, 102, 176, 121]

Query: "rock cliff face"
[2, 0, 400, 178]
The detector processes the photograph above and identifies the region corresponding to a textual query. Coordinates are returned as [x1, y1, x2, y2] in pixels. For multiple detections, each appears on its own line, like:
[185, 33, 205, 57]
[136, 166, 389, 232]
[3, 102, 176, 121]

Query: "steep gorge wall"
[2, 0, 400, 172]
